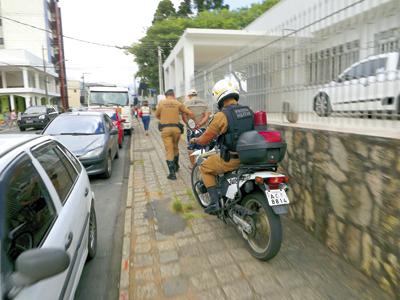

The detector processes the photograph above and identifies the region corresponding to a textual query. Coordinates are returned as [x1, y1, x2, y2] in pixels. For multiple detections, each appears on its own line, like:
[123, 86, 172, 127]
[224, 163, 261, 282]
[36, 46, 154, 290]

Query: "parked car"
[0, 134, 97, 300]
[18, 106, 58, 131]
[313, 51, 400, 116]
[88, 108, 125, 148]
[42, 112, 119, 178]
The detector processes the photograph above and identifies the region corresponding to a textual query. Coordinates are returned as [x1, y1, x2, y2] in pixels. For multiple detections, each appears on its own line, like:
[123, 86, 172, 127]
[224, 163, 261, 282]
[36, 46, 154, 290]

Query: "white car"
[314, 51, 400, 116]
[0, 135, 97, 300]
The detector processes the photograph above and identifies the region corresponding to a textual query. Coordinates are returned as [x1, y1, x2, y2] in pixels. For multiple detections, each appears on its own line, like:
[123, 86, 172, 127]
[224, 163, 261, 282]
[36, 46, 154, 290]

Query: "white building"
[163, 28, 266, 98]
[164, 0, 400, 124]
[0, 0, 61, 114]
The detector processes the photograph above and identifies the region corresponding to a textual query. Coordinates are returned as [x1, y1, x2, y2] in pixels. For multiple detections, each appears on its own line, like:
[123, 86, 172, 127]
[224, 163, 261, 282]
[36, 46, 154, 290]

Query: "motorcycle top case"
[236, 130, 287, 165]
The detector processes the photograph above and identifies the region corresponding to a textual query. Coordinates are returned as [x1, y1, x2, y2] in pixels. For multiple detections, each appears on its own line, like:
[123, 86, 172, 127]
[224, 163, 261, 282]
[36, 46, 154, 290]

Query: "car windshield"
[90, 91, 128, 106]
[44, 115, 105, 135]
[25, 107, 46, 114]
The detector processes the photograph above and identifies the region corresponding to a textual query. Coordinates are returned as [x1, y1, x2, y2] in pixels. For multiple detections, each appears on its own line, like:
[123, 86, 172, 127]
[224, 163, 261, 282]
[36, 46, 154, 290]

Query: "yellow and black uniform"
[155, 97, 193, 179]
[196, 99, 241, 187]
[193, 98, 254, 214]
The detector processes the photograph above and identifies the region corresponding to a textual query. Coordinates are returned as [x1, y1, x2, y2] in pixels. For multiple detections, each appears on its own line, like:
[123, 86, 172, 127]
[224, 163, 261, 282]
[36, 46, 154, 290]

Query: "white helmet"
[211, 79, 239, 109]
[187, 89, 198, 96]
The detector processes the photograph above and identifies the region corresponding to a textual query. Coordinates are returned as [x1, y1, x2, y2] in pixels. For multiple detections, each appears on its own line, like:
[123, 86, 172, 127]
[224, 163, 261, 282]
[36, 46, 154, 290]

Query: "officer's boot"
[204, 186, 221, 215]
[173, 155, 180, 172]
[166, 161, 177, 180]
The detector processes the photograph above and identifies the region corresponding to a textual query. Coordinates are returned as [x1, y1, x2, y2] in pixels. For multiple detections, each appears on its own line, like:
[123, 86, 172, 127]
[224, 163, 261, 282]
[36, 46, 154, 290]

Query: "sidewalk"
[119, 119, 391, 300]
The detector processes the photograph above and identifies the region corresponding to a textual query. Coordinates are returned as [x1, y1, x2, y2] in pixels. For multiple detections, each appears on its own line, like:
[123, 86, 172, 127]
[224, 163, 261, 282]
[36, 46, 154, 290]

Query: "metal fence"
[192, 0, 400, 138]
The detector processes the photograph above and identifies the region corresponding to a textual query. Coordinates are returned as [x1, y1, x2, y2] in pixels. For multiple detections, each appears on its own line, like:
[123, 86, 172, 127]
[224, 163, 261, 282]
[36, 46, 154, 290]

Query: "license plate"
[26, 120, 33, 124]
[266, 190, 290, 206]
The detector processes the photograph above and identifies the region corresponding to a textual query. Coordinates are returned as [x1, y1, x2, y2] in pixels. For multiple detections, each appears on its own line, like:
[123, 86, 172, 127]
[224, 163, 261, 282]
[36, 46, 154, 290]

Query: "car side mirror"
[110, 128, 119, 135]
[8, 248, 69, 297]
[187, 119, 196, 130]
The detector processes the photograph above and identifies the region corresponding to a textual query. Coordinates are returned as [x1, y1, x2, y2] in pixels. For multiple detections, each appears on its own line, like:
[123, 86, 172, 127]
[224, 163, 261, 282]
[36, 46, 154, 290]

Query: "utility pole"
[42, 46, 49, 104]
[157, 46, 164, 95]
[81, 73, 86, 106]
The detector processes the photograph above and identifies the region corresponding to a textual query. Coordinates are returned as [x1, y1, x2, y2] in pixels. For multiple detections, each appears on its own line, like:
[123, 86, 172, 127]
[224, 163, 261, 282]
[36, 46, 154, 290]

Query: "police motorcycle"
[190, 113, 290, 261]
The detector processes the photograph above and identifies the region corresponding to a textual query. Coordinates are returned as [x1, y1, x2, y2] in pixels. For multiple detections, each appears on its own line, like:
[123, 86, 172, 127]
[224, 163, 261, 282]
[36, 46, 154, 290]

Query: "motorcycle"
[190, 127, 290, 261]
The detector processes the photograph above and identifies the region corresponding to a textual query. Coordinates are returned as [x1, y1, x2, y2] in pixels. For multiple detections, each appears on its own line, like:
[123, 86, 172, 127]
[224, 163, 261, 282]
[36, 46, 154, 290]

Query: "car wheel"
[314, 93, 331, 117]
[19, 127, 25, 132]
[102, 153, 112, 178]
[87, 205, 97, 261]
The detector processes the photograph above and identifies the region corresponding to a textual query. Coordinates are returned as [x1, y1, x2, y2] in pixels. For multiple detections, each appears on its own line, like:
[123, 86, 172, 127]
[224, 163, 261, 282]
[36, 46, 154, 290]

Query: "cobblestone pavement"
[119, 119, 391, 300]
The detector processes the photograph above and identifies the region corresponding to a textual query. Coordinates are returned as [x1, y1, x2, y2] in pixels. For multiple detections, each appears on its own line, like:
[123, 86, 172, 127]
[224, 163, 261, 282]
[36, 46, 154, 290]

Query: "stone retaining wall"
[270, 125, 399, 296]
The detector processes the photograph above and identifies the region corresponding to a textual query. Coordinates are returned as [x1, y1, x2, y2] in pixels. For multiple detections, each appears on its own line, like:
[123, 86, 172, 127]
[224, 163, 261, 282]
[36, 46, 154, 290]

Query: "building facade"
[67, 80, 81, 108]
[0, 0, 67, 115]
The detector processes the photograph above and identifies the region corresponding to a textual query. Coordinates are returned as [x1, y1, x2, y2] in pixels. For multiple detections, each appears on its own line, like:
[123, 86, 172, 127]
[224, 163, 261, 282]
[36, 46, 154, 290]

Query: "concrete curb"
[119, 136, 134, 300]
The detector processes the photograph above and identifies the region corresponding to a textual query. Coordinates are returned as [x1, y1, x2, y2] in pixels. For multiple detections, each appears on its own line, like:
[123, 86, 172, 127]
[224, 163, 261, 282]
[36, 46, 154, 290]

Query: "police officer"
[155, 89, 194, 180]
[182, 89, 210, 167]
[190, 79, 254, 214]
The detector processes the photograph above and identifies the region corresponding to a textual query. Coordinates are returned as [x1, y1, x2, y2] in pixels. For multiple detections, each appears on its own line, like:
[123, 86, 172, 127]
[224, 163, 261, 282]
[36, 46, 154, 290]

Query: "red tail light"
[267, 176, 289, 184]
[267, 176, 289, 190]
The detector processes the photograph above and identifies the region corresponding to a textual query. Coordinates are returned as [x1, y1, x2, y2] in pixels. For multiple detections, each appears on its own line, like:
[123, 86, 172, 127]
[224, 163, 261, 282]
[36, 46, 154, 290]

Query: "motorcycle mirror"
[188, 119, 196, 130]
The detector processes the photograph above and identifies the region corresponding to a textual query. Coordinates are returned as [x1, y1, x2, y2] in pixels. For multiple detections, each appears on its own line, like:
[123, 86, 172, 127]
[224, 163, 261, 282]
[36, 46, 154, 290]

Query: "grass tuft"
[172, 197, 184, 213]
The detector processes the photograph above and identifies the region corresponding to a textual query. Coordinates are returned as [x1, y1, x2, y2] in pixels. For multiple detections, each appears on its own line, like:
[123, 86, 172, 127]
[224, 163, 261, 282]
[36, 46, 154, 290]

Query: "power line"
[0, 15, 129, 49]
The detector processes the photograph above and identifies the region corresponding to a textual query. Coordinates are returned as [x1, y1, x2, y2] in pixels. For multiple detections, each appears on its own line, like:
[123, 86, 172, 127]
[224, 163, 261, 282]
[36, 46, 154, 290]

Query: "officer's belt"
[229, 151, 239, 159]
[158, 123, 184, 133]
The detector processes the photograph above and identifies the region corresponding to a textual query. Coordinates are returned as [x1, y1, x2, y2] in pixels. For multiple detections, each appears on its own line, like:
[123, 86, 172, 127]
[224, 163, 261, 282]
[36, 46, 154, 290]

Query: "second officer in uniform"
[155, 89, 194, 180]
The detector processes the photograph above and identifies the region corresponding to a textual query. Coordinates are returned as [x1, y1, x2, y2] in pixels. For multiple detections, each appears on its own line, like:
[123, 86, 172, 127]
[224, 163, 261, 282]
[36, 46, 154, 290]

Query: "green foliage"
[193, 0, 229, 12]
[129, 0, 280, 90]
[177, 0, 192, 17]
[153, 0, 176, 24]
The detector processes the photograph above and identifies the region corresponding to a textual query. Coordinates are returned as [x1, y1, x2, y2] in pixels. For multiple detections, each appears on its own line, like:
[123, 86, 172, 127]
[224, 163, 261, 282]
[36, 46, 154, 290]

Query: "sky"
[58, 0, 261, 87]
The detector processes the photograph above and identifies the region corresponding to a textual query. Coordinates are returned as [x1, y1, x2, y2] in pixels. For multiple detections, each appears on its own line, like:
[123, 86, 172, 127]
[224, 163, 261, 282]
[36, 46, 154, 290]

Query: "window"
[57, 142, 82, 174]
[0, 38, 4, 45]
[4, 155, 56, 264]
[43, 115, 105, 135]
[32, 142, 78, 204]
[306, 40, 360, 85]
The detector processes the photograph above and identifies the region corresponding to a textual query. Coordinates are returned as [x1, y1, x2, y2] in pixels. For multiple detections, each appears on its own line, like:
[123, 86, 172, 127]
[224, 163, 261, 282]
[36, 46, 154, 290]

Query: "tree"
[193, 0, 228, 12]
[153, 0, 176, 24]
[130, 0, 280, 91]
[177, 0, 192, 17]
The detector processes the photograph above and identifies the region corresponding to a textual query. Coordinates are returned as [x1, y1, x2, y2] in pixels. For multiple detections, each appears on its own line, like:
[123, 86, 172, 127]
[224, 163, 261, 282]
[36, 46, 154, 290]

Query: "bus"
[87, 86, 132, 134]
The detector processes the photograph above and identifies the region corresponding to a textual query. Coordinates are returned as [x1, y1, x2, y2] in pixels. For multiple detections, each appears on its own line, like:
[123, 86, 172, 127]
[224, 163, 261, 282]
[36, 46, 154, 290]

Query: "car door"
[30, 141, 90, 299]
[0, 153, 63, 300]
[104, 114, 118, 157]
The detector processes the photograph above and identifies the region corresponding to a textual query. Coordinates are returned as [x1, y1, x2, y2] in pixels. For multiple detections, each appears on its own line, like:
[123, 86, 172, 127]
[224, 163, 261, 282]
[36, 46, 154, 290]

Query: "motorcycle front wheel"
[242, 192, 282, 261]
[191, 163, 212, 208]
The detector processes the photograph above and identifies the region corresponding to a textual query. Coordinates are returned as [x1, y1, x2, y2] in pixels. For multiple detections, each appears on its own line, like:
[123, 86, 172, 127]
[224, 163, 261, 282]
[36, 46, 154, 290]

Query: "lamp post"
[81, 72, 90, 106]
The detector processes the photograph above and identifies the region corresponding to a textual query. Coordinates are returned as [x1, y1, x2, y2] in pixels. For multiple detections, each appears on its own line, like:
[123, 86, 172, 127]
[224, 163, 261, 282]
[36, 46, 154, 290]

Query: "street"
[75, 135, 130, 300]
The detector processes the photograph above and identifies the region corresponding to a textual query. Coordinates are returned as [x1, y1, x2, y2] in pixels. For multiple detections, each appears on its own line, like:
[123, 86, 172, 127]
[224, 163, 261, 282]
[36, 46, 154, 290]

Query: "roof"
[60, 111, 105, 117]
[88, 86, 128, 92]
[0, 135, 40, 158]
[163, 28, 266, 68]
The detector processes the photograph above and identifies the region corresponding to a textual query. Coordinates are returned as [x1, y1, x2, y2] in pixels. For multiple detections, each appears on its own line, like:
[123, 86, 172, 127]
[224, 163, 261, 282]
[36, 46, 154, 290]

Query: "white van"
[88, 86, 132, 134]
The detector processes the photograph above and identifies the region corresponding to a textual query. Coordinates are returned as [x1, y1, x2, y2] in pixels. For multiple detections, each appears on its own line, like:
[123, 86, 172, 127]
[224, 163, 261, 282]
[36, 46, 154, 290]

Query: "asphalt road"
[0, 126, 130, 300]
[75, 135, 130, 300]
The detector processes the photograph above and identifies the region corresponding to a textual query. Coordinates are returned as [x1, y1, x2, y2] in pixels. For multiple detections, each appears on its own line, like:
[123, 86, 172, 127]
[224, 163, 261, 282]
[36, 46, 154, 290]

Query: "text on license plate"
[266, 190, 290, 206]
[26, 120, 33, 123]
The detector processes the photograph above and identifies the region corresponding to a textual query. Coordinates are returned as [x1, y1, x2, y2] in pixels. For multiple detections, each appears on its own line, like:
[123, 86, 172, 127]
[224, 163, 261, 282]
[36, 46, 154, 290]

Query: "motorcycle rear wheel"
[191, 163, 211, 208]
[242, 192, 282, 261]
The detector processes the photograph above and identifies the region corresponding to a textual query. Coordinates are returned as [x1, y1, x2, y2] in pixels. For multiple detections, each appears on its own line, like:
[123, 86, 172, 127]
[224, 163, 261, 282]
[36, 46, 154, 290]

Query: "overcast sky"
[58, 0, 261, 87]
